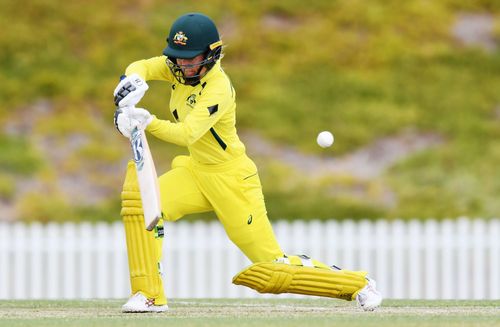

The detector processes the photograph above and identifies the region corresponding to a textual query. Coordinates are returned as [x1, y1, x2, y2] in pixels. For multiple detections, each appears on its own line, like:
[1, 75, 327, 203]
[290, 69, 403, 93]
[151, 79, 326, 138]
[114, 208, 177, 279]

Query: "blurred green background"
[1, 0, 499, 222]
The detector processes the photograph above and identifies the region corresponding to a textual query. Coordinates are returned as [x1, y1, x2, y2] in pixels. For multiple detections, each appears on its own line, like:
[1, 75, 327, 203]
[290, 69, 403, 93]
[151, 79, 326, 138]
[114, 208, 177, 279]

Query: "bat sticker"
[131, 128, 144, 170]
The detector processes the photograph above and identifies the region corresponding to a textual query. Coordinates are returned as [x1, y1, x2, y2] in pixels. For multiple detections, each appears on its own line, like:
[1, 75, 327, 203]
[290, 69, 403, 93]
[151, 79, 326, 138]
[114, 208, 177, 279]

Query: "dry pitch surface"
[0, 299, 498, 327]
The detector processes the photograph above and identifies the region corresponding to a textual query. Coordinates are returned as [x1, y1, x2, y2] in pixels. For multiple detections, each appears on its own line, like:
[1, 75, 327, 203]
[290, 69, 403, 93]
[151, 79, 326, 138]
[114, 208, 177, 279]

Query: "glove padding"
[113, 74, 149, 107]
[114, 107, 153, 138]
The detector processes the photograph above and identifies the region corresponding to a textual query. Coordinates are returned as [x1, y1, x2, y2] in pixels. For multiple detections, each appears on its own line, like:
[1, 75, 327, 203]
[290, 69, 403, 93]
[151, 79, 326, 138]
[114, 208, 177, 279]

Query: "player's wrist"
[145, 115, 160, 131]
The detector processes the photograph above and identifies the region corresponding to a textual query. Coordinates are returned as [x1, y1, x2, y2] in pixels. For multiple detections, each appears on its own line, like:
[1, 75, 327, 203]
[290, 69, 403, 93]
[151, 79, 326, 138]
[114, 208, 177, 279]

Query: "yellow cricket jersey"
[125, 56, 246, 164]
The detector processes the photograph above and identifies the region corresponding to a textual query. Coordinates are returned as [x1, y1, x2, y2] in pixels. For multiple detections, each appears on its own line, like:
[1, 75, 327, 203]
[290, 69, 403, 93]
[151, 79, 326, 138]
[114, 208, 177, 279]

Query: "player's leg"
[121, 156, 212, 313]
[195, 155, 381, 309]
[232, 256, 382, 310]
[121, 160, 167, 312]
[192, 156, 284, 263]
[158, 155, 213, 222]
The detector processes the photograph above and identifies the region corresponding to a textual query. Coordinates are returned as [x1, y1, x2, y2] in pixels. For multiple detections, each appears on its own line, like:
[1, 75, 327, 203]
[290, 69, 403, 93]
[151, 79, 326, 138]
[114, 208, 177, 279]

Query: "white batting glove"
[113, 74, 149, 108]
[114, 107, 153, 138]
[114, 107, 134, 138]
[128, 107, 153, 131]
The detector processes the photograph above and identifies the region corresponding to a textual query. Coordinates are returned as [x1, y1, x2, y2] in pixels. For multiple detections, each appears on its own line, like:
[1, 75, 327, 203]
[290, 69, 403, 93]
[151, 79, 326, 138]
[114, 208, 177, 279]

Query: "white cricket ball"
[317, 131, 334, 148]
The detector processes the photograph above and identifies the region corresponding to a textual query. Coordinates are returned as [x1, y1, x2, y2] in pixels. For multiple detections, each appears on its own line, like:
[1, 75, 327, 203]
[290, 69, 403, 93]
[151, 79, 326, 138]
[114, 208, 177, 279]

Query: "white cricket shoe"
[356, 278, 382, 311]
[121, 292, 168, 313]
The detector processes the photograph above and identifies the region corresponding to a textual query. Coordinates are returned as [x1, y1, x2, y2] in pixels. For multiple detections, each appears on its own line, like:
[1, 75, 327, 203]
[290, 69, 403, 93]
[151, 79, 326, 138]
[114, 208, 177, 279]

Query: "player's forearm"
[125, 57, 171, 82]
[146, 116, 190, 147]
[125, 61, 149, 80]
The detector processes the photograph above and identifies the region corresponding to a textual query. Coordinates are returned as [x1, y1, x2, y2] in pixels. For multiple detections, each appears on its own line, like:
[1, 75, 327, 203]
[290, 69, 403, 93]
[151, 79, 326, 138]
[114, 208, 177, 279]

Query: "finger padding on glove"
[114, 107, 153, 138]
[113, 74, 149, 107]
[114, 107, 136, 138]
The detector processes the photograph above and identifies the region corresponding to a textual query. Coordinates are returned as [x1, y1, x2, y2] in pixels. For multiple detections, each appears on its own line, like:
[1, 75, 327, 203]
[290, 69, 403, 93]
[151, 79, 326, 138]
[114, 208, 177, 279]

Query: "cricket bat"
[129, 125, 162, 231]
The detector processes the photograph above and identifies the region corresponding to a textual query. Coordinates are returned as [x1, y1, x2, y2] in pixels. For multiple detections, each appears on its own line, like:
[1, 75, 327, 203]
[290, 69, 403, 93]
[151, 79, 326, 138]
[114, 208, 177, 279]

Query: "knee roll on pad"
[121, 161, 143, 216]
[232, 255, 367, 301]
[121, 161, 167, 304]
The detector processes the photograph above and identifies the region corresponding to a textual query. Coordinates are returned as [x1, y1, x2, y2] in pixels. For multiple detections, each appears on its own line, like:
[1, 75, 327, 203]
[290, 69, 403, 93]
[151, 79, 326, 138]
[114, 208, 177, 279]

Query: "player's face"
[177, 54, 206, 77]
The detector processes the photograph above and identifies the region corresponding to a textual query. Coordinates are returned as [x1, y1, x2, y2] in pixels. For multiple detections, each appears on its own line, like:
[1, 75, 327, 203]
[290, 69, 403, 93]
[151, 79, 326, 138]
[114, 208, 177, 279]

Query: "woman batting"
[113, 12, 382, 313]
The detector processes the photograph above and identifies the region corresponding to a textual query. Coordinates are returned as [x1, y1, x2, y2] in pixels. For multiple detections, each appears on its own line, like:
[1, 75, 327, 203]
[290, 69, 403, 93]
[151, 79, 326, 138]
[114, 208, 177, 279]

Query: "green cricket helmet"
[163, 13, 223, 85]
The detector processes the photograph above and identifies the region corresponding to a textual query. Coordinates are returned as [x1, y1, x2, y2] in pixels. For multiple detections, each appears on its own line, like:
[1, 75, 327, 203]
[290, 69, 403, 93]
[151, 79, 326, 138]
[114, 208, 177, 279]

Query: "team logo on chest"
[186, 94, 197, 108]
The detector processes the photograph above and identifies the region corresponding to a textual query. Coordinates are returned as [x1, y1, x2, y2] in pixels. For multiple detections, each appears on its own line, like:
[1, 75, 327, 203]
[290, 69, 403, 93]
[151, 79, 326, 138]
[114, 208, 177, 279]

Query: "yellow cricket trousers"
[159, 154, 284, 263]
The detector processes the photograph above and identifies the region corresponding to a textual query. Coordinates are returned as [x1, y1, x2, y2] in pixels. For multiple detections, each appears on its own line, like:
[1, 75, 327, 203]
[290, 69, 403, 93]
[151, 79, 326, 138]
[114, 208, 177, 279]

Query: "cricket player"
[113, 12, 382, 313]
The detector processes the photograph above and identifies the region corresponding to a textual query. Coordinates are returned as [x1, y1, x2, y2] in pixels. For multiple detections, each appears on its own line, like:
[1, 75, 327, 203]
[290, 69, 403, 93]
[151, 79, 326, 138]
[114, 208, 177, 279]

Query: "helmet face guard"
[166, 45, 222, 85]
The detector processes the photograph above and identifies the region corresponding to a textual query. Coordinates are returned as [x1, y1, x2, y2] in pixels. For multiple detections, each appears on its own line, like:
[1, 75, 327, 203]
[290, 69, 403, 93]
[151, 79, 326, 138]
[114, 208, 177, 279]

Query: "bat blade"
[130, 127, 162, 231]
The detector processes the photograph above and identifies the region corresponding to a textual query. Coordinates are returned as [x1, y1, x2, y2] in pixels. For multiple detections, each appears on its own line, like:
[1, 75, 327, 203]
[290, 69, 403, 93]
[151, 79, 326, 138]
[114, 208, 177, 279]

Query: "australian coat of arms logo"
[173, 31, 188, 46]
[186, 94, 197, 108]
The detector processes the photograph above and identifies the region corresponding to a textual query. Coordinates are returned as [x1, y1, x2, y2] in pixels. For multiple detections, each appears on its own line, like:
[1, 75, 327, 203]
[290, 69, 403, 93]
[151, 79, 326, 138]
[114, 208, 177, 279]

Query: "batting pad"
[232, 261, 367, 301]
[122, 161, 167, 305]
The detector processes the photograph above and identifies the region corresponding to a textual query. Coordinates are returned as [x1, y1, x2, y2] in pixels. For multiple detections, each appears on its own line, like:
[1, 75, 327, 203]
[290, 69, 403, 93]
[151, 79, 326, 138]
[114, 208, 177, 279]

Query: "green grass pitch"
[0, 299, 498, 327]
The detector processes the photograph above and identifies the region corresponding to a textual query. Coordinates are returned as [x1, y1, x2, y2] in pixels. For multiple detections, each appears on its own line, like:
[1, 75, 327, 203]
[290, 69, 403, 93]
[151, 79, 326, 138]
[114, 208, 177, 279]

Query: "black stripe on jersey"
[199, 82, 207, 95]
[172, 109, 179, 121]
[207, 104, 218, 115]
[210, 127, 227, 150]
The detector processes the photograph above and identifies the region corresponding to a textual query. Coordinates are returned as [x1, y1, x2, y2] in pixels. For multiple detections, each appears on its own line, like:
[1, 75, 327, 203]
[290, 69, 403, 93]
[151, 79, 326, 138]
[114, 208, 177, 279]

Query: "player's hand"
[128, 107, 153, 131]
[114, 107, 153, 138]
[114, 107, 134, 138]
[113, 74, 149, 107]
